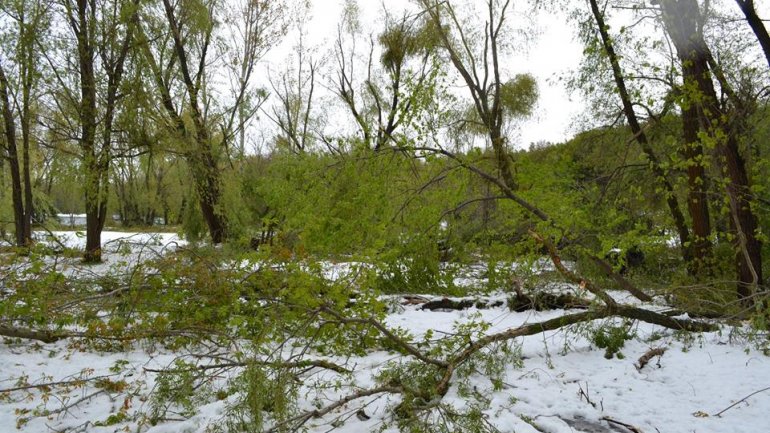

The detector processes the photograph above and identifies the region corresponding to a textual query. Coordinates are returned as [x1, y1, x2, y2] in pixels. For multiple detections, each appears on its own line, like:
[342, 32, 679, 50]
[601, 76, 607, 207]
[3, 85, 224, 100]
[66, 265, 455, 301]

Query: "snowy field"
[1, 232, 769, 433]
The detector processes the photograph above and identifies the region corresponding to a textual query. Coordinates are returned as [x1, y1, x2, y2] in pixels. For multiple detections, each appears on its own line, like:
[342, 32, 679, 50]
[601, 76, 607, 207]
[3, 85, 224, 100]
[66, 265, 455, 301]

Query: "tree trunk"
[73, 0, 101, 263]
[656, 0, 716, 275]
[658, 0, 762, 300]
[161, 0, 228, 243]
[21, 100, 33, 244]
[722, 134, 763, 300]
[188, 105, 227, 244]
[0, 61, 27, 248]
[19, 16, 35, 245]
[588, 0, 692, 265]
[490, 131, 516, 192]
[680, 91, 713, 275]
[191, 149, 227, 243]
[735, 0, 770, 69]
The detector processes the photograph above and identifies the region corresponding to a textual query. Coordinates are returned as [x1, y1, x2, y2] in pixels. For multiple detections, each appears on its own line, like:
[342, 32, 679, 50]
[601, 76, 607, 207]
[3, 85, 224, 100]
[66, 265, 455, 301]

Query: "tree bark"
[18, 9, 37, 245]
[0, 61, 27, 248]
[658, 0, 763, 300]
[161, 0, 228, 243]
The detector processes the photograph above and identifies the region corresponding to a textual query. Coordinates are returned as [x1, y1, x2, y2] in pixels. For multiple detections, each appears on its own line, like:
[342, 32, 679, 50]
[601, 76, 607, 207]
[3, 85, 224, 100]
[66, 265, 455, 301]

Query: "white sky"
[259, 0, 770, 149]
[256, 0, 583, 148]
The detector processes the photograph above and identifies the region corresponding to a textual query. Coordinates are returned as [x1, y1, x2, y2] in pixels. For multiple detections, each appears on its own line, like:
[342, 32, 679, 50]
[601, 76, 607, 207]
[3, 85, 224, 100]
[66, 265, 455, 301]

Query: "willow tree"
[44, 0, 139, 262]
[331, 2, 441, 151]
[139, 0, 285, 243]
[417, 0, 537, 191]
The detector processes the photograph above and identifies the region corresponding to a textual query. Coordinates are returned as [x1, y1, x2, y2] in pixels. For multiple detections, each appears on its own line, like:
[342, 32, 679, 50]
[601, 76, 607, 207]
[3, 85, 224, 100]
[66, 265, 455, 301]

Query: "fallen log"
[0, 324, 67, 343]
[508, 292, 591, 312]
[420, 298, 475, 311]
[418, 293, 588, 312]
[420, 298, 505, 311]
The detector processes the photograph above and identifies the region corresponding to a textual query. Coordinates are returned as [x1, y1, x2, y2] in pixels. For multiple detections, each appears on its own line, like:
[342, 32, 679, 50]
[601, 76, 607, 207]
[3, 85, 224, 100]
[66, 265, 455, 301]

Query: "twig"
[602, 416, 644, 433]
[144, 358, 351, 375]
[713, 385, 770, 417]
[264, 386, 402, 433]
[578, 382, 596, 408]
[19, 389, 107, 423]
[319, 306, 448, 368]
[0, 374, 117, 394]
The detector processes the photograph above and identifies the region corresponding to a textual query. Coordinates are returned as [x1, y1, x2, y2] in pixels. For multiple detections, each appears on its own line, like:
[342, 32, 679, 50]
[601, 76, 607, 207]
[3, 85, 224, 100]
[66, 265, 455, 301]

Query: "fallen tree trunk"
[432, 304, 716, 396]
[0, 324, 67, 343]
[418, 293, 589, 312]
[420, 298, 504, 311]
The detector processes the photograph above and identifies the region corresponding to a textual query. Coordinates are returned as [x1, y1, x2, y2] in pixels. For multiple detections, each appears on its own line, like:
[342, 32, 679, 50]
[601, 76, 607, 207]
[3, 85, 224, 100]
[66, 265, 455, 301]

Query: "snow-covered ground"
[1, 232, 769, 433]
[8, 231, 186, 279]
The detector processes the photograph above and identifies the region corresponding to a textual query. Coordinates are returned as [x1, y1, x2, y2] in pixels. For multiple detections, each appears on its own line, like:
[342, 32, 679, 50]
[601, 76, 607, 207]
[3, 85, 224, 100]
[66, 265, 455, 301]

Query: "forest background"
[1, 0, 770, 431]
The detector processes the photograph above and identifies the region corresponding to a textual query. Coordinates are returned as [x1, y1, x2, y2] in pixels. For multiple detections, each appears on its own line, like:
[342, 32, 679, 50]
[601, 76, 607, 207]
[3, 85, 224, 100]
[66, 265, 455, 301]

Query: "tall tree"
[47, 0, 139, 262]
[224, 0, 285, 158]
[656, 0, 763, 301]
[585, 0, 707, 273]
[333, 3, 437, 151]
[418, 0, 537, 191]
[0, 60, 25, 247]
[0, 0, 49, 247]
[140, 0, 285, 243]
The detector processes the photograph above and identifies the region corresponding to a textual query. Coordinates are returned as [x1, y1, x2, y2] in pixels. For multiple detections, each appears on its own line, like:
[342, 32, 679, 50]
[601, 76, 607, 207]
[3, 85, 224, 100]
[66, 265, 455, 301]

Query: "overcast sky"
[260, 0, 769, 149]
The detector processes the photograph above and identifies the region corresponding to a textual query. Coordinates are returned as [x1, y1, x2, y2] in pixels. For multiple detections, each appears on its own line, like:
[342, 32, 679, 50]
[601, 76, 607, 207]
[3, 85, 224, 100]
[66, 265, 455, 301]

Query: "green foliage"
[181, 190, 207, 244]
[395, 403, 498, 433]
[500, 74, 538, 118]
[379, 21, 421, 71]
[589, 320, 634, 359]
[150, 360, 205, 421]
[374, 238, 459, 295]
[376, 361, 443, 400]
[222, 365, 298, 433]
[243, 148, 470, 260]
